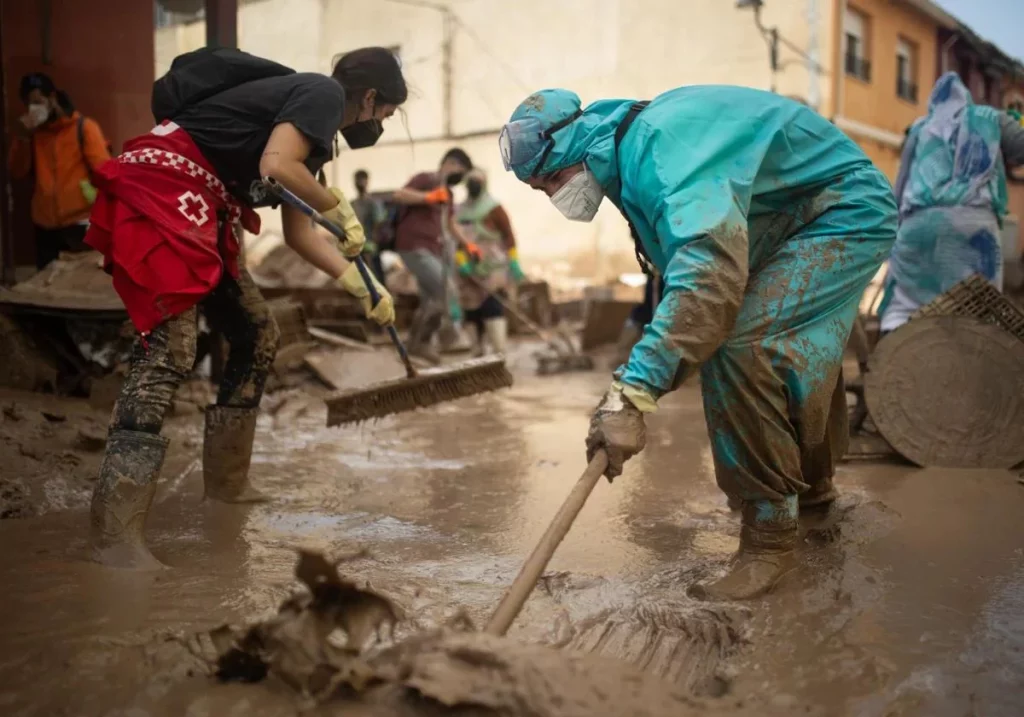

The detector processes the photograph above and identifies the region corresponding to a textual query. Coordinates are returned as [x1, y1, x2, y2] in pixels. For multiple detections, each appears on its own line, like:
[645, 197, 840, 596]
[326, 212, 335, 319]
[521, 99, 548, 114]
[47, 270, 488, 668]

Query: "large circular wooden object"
[865, 316, 1024, 469]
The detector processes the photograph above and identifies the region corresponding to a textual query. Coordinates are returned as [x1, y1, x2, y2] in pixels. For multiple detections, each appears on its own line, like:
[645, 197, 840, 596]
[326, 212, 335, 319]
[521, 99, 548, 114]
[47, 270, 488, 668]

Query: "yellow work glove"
[337, 262, 395, 326]
[614, 380, 658, 413]
[322, 187, 365, 258]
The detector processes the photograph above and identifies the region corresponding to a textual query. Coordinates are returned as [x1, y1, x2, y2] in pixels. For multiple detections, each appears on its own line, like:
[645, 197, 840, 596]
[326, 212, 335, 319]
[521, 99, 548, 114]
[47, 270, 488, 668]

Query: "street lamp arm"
[749, 5, 827, 74]
[777, 34, 826, 72]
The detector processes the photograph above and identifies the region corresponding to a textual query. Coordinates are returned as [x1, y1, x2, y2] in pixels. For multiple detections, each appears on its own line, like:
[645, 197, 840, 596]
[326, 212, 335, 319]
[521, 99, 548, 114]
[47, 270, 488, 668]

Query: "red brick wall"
[3, 0, 154, 266]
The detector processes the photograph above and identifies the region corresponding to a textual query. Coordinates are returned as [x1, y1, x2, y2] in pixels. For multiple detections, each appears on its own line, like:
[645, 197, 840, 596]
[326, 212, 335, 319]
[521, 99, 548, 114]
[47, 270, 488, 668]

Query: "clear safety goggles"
[498, 110, 582, 177]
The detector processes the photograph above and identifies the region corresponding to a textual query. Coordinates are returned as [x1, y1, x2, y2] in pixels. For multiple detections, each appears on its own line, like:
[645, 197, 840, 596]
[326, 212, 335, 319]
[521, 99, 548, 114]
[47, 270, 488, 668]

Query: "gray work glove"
[585, 382, 650, 479]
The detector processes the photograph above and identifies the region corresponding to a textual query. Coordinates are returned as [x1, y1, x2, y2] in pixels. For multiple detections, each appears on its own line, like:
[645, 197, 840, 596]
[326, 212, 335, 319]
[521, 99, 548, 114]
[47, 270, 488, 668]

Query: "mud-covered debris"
[294, 549, 403, 648]
[196, 550, 711, 716]
[0, 478, 32, 519]
[18, 444, 43, 461]
[41, 411, 66, 423]
[372, 629, 704, 717]
[59, 451, 83, 468]
[210, 549, 399, 700]
[77, 423, 108, 452]
[3, 403, 25, 422]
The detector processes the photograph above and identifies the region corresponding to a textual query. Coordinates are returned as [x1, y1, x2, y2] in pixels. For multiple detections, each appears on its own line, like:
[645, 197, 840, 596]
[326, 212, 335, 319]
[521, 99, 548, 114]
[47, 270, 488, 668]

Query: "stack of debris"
[0, 252, 131, 397]
[847, 274, 1024, 470]
[176, 550, 705, 717]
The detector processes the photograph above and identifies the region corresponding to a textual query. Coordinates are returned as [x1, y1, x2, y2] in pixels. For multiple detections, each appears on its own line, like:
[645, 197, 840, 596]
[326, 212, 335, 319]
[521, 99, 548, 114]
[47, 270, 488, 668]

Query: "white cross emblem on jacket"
[177, 191, 210, 227]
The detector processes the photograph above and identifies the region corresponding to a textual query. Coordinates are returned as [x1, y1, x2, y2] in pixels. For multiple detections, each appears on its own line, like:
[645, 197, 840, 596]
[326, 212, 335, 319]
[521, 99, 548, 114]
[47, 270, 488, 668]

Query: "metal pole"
[0, 0, 17, 286]
[205, 0, 237, 49]
[806, 0, 821, 111]
[442, 9, 453, 138]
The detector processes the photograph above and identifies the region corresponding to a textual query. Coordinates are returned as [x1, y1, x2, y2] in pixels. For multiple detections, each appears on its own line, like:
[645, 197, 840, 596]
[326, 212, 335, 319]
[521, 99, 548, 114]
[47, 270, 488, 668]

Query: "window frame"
[843, 6, 872, 83]
[896, 36, 919, 103]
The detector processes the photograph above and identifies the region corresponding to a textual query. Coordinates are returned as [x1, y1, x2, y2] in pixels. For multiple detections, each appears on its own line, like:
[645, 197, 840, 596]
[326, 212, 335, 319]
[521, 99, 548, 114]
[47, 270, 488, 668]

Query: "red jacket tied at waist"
[85, 121, 261, 334]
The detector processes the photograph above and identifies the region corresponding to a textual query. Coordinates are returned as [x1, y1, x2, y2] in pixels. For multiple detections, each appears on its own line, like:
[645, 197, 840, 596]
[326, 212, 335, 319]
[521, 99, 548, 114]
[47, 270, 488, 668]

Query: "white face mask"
[549, 166, 604, 222]
[25, 102, 49, 128]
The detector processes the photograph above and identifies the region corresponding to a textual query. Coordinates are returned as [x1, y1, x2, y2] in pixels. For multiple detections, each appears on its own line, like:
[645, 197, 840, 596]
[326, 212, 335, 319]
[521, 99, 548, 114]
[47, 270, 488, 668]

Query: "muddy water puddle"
[1, 367, 1023, 715]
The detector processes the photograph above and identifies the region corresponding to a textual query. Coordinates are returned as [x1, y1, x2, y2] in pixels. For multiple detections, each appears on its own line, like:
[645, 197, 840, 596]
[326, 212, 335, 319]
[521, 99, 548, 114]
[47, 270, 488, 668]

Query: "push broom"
[265, 178, 512, 425]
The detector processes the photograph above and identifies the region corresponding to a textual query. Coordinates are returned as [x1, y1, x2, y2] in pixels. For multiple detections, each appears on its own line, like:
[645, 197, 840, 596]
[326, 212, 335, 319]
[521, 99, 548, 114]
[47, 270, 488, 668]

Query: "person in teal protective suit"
[500, 86, 897, 600]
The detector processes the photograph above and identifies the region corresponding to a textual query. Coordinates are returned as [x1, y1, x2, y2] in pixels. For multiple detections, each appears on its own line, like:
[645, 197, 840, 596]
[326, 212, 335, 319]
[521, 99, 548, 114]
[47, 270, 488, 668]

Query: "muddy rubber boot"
[484, 317, 509, 355]
[801, 478, 858, 545]
[90, 430, 169, 570]
[440, 320, 473, 354]
[690, 495, 798, 601]
[406, 309, 442, 366]
[470, 323, 486, 357]
[800, 474, 838, 512]
[410, 337, 442, 365]
[203, 406, 268, 503]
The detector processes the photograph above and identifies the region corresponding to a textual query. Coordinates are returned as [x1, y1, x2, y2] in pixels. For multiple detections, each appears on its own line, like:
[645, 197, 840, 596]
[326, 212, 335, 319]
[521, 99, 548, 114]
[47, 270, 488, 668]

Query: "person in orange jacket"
[8, 72, 112, 269]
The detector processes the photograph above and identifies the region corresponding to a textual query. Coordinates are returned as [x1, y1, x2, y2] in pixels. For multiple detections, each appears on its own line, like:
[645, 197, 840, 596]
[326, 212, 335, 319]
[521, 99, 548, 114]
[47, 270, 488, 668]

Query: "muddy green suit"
[507, 86, 896, 527]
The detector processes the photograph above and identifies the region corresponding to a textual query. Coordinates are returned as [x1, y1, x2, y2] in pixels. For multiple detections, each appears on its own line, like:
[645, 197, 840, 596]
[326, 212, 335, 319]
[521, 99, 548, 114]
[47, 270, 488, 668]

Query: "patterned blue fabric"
[899, 72, 1008, 217]
[884, 72, 1007, 314]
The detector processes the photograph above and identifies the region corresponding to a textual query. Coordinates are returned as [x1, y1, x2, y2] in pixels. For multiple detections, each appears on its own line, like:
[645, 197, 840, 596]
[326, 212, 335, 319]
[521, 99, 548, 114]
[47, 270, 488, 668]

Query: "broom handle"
[485, 450, 609, 637]
[264, 178, 416, 378]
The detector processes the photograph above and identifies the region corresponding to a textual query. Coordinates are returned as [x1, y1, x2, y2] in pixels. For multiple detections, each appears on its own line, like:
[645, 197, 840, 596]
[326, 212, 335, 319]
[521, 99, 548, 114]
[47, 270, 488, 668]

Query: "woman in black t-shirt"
[86, 48, 408, 570]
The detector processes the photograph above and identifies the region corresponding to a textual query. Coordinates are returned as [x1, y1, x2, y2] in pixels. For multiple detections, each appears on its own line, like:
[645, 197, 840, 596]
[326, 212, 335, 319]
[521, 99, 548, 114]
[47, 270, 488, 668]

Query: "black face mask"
[445, 172, 464, 187]
[341, 118, 383, 149]
[466, 179, 483, 198]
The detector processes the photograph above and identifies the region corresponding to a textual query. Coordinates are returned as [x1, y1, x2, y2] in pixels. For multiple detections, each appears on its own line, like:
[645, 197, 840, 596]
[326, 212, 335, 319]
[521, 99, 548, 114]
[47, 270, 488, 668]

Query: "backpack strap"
[77, 115, 95, 181]
[613, 101, 654, 275]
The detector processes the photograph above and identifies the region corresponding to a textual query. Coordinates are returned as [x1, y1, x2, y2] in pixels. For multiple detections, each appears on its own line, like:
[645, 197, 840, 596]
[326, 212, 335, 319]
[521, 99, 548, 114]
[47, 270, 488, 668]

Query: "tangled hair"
[332, 47, 408, 107]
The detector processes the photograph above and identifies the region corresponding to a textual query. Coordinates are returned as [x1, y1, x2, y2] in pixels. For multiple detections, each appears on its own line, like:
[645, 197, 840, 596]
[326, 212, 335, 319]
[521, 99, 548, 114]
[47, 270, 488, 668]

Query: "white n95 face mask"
[26, 103, 49, 128]
[550, 167, 604, 222]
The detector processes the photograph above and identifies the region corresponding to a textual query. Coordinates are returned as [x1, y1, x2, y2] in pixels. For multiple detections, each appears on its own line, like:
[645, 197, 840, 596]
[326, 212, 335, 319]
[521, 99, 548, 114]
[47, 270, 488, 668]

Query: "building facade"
[4, 0, 1019, 278]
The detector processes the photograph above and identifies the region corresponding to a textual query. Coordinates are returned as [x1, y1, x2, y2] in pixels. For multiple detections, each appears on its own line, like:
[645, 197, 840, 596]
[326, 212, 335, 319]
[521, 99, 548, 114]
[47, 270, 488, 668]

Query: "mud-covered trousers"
[109, 268, 281, 435]
[700, 177, 896, 507]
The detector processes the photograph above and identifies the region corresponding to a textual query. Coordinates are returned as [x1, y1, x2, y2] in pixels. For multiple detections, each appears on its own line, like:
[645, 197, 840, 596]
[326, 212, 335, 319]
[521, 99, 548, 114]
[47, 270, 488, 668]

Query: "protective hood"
[506, 89, 637, 194]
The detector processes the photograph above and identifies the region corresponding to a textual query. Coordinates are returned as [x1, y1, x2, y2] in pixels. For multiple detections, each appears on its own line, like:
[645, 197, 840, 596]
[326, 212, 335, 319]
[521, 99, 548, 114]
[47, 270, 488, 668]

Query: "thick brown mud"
[0, 343, 1022, 715]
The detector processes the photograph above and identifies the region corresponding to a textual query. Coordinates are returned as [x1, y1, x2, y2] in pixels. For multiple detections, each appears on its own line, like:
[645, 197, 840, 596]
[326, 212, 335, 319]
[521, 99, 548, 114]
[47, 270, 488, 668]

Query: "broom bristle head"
[325, 356, 513, 426]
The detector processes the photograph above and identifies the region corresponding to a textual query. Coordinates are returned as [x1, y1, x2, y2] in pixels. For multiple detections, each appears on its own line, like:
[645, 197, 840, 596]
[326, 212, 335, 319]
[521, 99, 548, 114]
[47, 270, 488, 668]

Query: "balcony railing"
[845, 54, 871, 82]
[897, 77, 919, 103]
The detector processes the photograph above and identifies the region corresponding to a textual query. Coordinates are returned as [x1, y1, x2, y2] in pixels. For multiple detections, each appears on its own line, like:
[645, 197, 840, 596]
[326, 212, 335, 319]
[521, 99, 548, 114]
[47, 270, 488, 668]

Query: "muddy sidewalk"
[0, 358, 1022, 716]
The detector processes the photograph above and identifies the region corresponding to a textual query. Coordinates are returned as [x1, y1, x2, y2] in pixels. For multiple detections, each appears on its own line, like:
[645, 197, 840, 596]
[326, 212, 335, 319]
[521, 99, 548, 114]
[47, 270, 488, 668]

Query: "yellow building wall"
[836, 0, 939, 181]
[842, 0, 937, 135]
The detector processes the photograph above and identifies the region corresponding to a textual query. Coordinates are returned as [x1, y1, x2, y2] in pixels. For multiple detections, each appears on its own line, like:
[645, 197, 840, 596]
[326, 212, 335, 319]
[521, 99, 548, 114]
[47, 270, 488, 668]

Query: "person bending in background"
[454, 168, 525, 356]
[391, 147, 473, 363]
[8, 72, 112, 269]
[879, 72, 1024, 333]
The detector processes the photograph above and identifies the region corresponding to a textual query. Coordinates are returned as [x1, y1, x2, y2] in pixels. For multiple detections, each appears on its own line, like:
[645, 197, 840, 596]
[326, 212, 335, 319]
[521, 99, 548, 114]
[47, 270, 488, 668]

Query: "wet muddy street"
[0, 346, 1022, 716]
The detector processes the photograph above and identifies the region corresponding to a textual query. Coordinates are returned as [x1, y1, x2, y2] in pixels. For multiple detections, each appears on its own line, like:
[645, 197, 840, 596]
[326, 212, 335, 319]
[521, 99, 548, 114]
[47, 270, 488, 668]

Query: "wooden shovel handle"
[484, 450, 609, 636]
